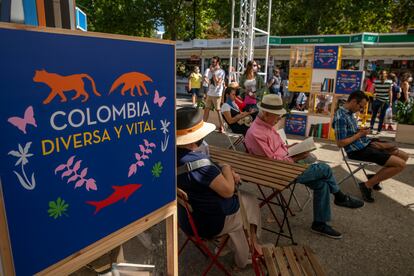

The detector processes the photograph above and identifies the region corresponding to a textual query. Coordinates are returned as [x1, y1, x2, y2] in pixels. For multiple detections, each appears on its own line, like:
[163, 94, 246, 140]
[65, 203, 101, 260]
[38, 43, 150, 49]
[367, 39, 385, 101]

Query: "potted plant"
[395, 99, 414, 144]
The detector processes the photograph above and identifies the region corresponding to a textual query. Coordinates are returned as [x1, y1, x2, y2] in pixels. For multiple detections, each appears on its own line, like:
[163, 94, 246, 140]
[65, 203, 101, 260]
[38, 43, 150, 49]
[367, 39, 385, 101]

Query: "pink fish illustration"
[8, 106, 37, 134]
[86, 184, 142, 214]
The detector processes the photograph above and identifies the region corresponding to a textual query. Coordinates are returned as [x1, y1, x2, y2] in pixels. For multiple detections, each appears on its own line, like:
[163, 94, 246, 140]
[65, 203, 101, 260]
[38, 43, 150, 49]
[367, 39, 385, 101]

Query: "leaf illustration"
[31, 173, 36, 188]
[80, 168, 88, 178]
[151, 162, 163, 178]
[143, 139, 149, 147]
[23, 142, 32, 154]
[137, 161, 144, 167]
[61, 169, 73, 178]
[18, 144, 23, 154]
[73, 160, 82, 172]
[8, 150, 20, 157]
[13, 171, 33, 190]
[139, 144, 146, 153]
[47, 197, 69, 219]
[75, 179, 85, 188]
[55, 164, 66, 174]
[128, 163, 137, 177]
[135, 153, 141, 161]
[146, 149, 152, 154]
[86, 179, 97, 191]
[67, 156, 76, 167]
[67, 174, 78, 183]
[149, 143, 156, 148]
[141, 154, 149, 159]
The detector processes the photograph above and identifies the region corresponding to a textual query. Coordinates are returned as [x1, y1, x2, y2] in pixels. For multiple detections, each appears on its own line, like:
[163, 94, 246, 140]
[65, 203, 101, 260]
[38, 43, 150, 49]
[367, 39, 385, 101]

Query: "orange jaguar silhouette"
[109, 72, 153, 96]
[33, 70, 101, 104]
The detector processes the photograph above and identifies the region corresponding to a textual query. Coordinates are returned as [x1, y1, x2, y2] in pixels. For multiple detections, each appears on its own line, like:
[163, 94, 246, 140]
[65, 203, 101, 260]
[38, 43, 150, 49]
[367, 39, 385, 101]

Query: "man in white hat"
[176, 107, 262, 268]
[245, 94, 364, 239]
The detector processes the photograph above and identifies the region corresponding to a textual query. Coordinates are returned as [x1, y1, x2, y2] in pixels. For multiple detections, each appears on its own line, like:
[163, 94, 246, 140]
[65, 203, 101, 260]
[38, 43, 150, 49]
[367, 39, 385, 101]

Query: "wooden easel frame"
[0, 23, 178, 276]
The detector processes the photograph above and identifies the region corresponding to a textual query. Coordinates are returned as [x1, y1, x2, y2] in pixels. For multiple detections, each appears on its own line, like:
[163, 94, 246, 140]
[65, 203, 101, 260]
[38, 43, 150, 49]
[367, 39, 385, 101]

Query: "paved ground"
[73, 95, 414, 276]
[175, 95, 414, 276]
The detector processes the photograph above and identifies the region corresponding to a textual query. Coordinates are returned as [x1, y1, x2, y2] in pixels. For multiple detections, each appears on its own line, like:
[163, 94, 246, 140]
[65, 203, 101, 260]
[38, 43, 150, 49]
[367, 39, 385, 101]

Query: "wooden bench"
[263, 245, 326, 276]
[209, 145, 307, 245]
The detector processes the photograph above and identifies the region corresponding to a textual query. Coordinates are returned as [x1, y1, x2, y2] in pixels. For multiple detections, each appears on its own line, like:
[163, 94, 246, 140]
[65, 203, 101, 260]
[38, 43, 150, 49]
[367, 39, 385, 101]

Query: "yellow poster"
[288, 68, 312, 92]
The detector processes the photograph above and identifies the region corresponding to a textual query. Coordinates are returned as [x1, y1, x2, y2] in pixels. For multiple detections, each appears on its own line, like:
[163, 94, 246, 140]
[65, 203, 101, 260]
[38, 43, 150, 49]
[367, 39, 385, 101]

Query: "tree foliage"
[76, 0, 414, 39]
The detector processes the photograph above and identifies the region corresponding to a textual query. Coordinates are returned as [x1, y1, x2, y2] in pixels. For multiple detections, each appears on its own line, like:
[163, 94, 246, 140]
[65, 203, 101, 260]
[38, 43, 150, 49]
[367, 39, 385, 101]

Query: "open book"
[288, 137, 317, 157]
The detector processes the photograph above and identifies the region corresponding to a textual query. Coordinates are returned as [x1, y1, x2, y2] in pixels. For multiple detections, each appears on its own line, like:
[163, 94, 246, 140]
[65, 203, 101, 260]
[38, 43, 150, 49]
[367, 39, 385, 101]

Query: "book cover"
[1, 0, 12, 22]
[313, 46, 341, 69]
[335, 70, 364, 94]
[289, 68, 313, 92]
[308, 124, 315, 137]
[317, 123, 322, 138]
[322, 123, 330, 138]
[23, 0, 38, 26]
[285, 114, 307, 136]
[290, 46, 314, 68]
[288, 137, 317, 157]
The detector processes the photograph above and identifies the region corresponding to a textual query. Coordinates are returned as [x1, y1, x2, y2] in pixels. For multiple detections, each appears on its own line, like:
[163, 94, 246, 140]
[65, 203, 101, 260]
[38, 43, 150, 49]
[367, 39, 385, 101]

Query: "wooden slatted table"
[263, 245, 326, 276]
[209, 146, 308, 245]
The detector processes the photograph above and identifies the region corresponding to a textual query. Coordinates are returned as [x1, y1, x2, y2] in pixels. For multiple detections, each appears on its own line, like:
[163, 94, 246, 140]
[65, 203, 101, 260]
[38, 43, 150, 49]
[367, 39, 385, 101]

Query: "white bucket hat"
[257, 94, 286, 115]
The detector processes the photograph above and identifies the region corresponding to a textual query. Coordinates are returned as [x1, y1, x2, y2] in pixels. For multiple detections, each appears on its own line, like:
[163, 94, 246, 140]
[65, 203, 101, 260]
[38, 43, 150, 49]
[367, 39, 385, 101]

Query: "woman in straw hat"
[245, 94, 364, 239]
[176, 107, 262, 268]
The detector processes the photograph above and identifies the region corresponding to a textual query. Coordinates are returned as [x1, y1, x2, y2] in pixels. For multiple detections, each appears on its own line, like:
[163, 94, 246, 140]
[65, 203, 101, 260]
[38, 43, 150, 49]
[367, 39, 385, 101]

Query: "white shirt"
[202, 68, 210, 87]
[207, 68, 225, 97]
[221, 102, 240, 114]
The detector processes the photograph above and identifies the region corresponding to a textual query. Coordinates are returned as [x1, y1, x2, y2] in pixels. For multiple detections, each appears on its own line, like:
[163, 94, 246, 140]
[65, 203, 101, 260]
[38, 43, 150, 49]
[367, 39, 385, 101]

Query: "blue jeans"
[370, 99, 389, 132]
[296, 163, 340, 223]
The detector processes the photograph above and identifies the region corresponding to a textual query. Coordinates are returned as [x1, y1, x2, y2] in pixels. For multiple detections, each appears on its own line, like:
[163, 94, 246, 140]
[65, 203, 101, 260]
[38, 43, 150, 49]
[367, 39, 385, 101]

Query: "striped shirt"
[374, 79, 392, 102]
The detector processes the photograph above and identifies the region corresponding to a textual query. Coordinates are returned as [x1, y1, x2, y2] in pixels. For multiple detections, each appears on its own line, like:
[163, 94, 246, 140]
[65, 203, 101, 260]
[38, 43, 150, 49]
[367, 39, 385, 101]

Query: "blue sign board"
[0, 26, 175, 275]
[76, 7, 87, 31]
[285, 114, 307, 136]
[313, 46, 340, 69]
[335, 70, 364, 94]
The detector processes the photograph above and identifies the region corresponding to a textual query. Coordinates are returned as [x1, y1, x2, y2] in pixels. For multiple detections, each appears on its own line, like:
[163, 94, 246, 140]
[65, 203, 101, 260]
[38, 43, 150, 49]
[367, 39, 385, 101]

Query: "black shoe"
[367, 174, 382, 191]
[359, 182, 375, 202]
[334, 194, 364, 208]
[311, 223, 342, 239]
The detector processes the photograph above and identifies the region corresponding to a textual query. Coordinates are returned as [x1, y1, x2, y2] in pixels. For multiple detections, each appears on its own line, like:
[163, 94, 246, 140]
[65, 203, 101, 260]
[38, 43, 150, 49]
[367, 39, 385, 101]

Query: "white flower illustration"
[8, 142, 36, 190]
[160, 119, 171, 152]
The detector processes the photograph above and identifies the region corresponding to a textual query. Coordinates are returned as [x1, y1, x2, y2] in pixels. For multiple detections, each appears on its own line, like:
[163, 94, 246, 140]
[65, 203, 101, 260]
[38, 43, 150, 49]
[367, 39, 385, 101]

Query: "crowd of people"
[181, 57, 411, 269]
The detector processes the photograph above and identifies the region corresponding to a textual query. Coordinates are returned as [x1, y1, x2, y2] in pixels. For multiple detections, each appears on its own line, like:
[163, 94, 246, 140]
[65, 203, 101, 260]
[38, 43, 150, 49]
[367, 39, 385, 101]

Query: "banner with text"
[0, 27, 175, 275]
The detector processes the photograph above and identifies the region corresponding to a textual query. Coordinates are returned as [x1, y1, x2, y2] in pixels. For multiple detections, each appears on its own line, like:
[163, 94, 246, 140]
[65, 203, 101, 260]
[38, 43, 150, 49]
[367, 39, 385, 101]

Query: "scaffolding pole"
[230, 0, 272, 83]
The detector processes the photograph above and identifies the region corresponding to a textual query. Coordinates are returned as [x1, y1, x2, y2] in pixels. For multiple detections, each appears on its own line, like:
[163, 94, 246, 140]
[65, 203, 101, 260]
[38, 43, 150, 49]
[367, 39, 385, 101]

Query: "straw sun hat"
[176, 107, 216, 146]
[257, 94, 286, 116]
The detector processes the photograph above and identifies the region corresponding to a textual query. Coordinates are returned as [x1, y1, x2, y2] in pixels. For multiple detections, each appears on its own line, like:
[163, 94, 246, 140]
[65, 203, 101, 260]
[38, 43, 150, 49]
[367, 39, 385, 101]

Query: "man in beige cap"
[176, 107, 262, 268]
[245, 94, 364, 239]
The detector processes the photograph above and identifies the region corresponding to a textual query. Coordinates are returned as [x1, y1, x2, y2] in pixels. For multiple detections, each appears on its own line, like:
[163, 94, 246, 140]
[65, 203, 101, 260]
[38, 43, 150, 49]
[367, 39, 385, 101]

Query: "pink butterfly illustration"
[8, 106, 37, 134]
[153, 90, 166, 107]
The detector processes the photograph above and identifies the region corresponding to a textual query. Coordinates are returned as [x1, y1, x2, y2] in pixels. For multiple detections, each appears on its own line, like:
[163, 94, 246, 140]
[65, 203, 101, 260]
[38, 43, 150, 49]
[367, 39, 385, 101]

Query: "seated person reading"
[332, 90, 409, 202]
[176, 107, 262, 268]
[221, 82, 256, 135]
[245, 94, 364, 239]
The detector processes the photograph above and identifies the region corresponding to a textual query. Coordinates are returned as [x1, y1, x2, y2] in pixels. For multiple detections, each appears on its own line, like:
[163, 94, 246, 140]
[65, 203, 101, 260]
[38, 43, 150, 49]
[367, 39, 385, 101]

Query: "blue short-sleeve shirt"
[177, 148, 239, 238]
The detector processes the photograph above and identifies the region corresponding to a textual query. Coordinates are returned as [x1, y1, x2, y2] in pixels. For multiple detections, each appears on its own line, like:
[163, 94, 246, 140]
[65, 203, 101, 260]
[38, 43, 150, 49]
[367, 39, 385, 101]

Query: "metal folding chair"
[337, 147, 374, 186]
[276, 128, 312, 211]
[177, 188, 231, 276]
[219, 111, 244, 151]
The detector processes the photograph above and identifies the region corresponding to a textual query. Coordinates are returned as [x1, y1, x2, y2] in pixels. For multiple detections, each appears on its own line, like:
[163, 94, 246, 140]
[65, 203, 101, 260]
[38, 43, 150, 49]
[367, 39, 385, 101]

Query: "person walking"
[188, 66, 202, 107]
[370, 70, 392, 133]
[203, 56, 226, 132]
[400, 72, 412, 104]
[239, 60, 265, 112]
[267, 68, 282, 95]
